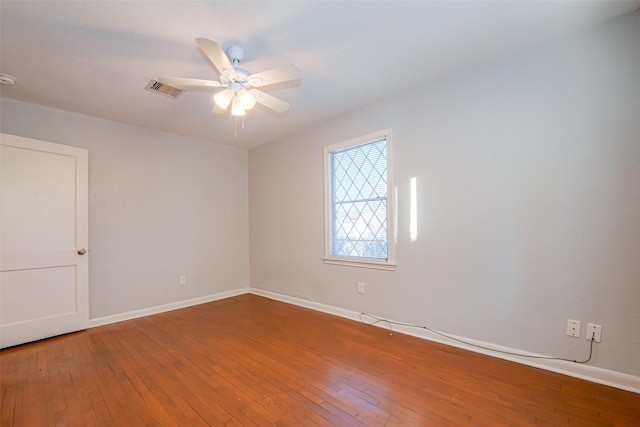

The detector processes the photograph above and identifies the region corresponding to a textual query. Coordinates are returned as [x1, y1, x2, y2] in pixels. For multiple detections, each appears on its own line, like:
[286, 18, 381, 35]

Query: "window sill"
[323, 257, 396, 271]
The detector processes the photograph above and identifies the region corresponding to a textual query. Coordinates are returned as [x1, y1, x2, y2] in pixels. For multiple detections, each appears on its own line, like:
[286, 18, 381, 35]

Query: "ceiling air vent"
[145, 79, 184, 99]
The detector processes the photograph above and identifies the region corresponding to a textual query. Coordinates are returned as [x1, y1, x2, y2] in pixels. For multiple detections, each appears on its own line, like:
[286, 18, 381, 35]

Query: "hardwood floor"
[1, 294, 638, 426]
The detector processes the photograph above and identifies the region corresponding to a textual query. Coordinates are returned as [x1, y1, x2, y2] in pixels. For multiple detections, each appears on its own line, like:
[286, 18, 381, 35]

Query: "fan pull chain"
[232, 117, 245, 142]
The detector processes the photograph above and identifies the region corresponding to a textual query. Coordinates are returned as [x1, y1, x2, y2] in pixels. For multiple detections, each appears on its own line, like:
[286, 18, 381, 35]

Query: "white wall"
[249, 12, 640, 376]
[1, 99, 249, 319]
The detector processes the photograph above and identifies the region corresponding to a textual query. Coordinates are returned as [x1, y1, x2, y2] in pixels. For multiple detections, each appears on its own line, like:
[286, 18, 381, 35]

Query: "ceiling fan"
[157, 38, 301, 117]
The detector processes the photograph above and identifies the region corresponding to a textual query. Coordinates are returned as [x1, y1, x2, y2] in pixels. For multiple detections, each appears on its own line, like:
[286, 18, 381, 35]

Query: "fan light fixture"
[214, 84, 257, 116]
[214, 90, 232, 109]
[239, 90, 256, 109]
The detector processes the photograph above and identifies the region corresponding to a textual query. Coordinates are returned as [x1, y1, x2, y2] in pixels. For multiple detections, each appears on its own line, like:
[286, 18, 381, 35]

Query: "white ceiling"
[1, 1, 638, 149]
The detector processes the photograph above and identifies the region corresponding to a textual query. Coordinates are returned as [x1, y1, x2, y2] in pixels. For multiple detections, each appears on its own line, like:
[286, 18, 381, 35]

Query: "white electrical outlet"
[586, 323, 602, 342]
[179, 275, 186, 286]
[566, 319, 581, 338]
[357, 281, 365, 294]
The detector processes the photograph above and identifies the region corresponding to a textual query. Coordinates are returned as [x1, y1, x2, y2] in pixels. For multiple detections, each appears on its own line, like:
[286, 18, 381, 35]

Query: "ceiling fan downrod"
[225, 46, 245, 66]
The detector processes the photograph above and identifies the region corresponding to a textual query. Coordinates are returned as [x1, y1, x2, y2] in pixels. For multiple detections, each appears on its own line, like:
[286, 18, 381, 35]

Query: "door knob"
[77, 248, 87, 255]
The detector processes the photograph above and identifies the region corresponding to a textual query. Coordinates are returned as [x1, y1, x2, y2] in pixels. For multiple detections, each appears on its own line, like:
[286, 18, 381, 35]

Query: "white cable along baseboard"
[249, 287, 640, 394]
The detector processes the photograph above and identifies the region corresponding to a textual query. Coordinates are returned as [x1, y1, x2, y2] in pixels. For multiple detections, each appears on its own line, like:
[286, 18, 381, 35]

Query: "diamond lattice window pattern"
[330, 138, 388, 259]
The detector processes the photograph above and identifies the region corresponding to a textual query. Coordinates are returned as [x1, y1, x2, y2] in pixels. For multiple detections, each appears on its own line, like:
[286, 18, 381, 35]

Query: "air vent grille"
[145, 80, 184, 99]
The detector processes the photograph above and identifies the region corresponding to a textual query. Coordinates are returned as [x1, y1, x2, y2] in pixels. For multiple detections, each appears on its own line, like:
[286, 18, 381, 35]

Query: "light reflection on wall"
[410, 177, 418, 242]
[393, 185, 399, 244]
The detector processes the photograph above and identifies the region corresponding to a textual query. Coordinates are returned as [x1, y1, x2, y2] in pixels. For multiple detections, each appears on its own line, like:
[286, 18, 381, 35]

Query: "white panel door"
[1, 133, 88, 348]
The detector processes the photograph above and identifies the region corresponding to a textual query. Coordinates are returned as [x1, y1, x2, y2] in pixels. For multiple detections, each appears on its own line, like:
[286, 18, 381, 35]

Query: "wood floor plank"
[1, 294, 639, 426]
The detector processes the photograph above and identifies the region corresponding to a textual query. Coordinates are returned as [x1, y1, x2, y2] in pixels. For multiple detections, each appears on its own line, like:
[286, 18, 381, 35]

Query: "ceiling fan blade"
[157, 77, 225, 91]
[196, 38, 234, 77]
[252, 90, 290, 113]
[248, 64, 302, 88]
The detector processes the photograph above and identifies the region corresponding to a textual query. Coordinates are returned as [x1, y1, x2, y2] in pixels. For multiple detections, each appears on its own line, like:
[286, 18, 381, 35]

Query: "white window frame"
[323, 129, 396, 271]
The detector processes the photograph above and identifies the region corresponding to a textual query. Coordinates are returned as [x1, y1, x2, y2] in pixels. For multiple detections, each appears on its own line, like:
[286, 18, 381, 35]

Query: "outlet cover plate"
[586, 323, 602, 342]
[357, 281, 365, 294]
[566, 319, 581, 337]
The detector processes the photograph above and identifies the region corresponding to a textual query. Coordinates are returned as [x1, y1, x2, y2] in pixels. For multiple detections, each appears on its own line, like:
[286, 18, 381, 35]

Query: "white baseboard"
[86, 286, 639, 393]
[89, 287, 249, 328]
[249, 287, 640, 394]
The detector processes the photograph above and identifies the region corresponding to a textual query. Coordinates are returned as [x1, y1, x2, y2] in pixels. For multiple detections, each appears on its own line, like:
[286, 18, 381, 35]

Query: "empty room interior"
[1, 1, 639, 425]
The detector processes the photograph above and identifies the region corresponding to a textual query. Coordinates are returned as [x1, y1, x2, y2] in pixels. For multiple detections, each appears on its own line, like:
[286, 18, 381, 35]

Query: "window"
[324, 129, 395, 270]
